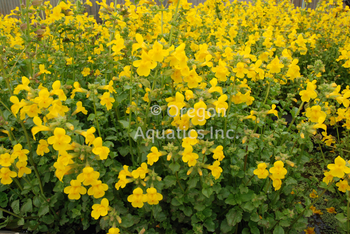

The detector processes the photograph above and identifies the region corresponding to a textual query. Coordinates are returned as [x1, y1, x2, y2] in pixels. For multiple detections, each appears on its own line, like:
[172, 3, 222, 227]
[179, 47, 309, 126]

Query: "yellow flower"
[12, 144, 29, 162]
[269, 175, 282, 191]
[88, 180, 109, 199]
[304, 227, 315, 234]
[51, 81, 67, 101]
[10, 96, 26, 116]
[327, 156, 350, 178]
[305, 105, 327, 123]
[323, 171, 333, 185]
[13, 76, 31, 94]
[212, 145, 225, 161]
[107, 228, 120, 234]
[64, 180, 87, 200]
[266, 56, 284, 73]
[81, 127, 96, 145]
[181, 146, 199, 167]
[213, 95, 228, 116]
[72, 101, 88, 115]
[34, 88, 53, 109]
[81, 67, 91, 77]
[254, 163, 269, 179]
[146, 187, 163, 205]
[336, 179, 350, 193]
[38, 64, 51, 75]
[269, 161, 287, 179]
[0, 168, 17, 185]
[127, 187, 148, 208]
[299, 82, 317, 102]
[232, 62, 248, 78]
[31, 116, 51, 140]
[147, 147, 163, 166]
[167, 92, 186, 117]
[267, 104, 278, 117]
[16, 161, 32, 178]
[207, 161, 223, 180]
[99, 92, 115, 110]
[309, 189, 318, 198]
[77, 166, 100, 186]
[131, 163, 149, 179]
[91, 198, 109, 219]
[47, 128, 71, 152]
[0, 153, 15, 167]
[92, 137, 110, 160]
[326, 207, 336, 214]
[133, 51, 157, 77]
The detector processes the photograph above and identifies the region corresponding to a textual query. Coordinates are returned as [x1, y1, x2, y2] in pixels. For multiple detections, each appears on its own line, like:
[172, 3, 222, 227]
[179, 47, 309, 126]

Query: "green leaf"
[273, 225, 284, 234]
[11, 200, 20, 214]
[140, 78, 151, 88]
[72, 208, 81, 219]
[183, 206, 192, 216]
[336, 213, 347, 223]
[163, 176, 176, 188]
[21, 199, 33, 213]
[118, 120, 130, 129]
[202, 187, 213, 198]
[120, 214, 139, 228]
[187, 176, 199, 189]
[204, 218, 215, 232]
[220, 218, 233, 233]
[0, 192, 8, 208]
[41, 214, 54, 225]
[285, 177, 297, 185]
[225, 194, 237, 205]
[169, 162, 180, 173]
[250, 212, 260, 222]
[38, 203, 49, 217]
[17, 218, 24, 226]
[226, 208, 242, 226]
[33, 196, 41, 207]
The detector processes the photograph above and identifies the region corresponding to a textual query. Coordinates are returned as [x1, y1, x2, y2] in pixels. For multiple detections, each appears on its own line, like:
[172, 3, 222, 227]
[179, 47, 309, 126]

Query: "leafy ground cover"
[1, 0, 350, 233]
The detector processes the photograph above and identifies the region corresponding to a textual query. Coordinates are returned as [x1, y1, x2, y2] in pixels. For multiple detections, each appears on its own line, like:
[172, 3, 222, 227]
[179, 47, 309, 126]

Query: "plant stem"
[280, 101, 305, 145]
[168, 0, 181, 45]
[0, 207, 22, 219]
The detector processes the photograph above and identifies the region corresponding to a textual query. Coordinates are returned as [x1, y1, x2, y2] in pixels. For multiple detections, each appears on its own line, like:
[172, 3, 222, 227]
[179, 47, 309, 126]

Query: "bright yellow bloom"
[81, 127, 96, 145]
[31, 116, 51, 140]
[147, 147, 163, 166]
[207, 161, 223, 180]
[327, 156, 350, 178]
[99, 92, 115, 110]
[16, 161, 31, 177]
[36, 139, 50, 156]
[91, 198, 109, 219]
[12, 144, 29, 162]
[88, 180, 108, 199]
[92, 137, 110, 160]
[267, 56, 284, 73]
[81, 67, 91, 77]
[181, 146, 199, 167]
[0, 153, 15, 167]
[0, 168, 17, 185]
[127, 187, 148, 208]
[64, 180, 87, 200]
[77, 166, 100, 186]
[131, 163, 149, 179]
[212, 145, 225, 161]
[47, 128, 71, 152]
[133, 51, 157, 77]
[107, 228, 120, 234]
[72, 101, 88, 115]
[146, 187, 163, 205]
[299, 82, 317, 102]
[254, 163, 269, 179]
[336, 179, 350, 193]
[51, 81, 67, 101]
[269, 161, 287, 179]
[34, 88, 53, 109]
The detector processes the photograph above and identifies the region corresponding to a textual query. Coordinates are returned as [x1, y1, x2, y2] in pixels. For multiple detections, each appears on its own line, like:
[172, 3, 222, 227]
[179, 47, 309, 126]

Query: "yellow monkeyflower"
[91, 198, 110, 219]
[88, 180, 109, 199]
[36, 139, 50, 156]
[64, 180, 87, 200]
[47, 128, 71, 152]
[146, 187, 163, 205]
[127, 187, 148, 208]
[16, 161, 31, 177]
[107, 228, 120, 234]
[147, 146, 163, 166]
[0, 168, 17, 185]
[0, 153, 15, 167]
[299, 82, 317, 102]
[99, 92, 115, 110]
[77, 166, 100, 186]
[92, 137, 110, 160]
[269, 161, 287, 179]
[336, 179, 350, 193]
[207, 161, 223, 180]
[327, 156, 350, 178]
[72, 101, 88, 115]
[254, 163, 269, 179]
